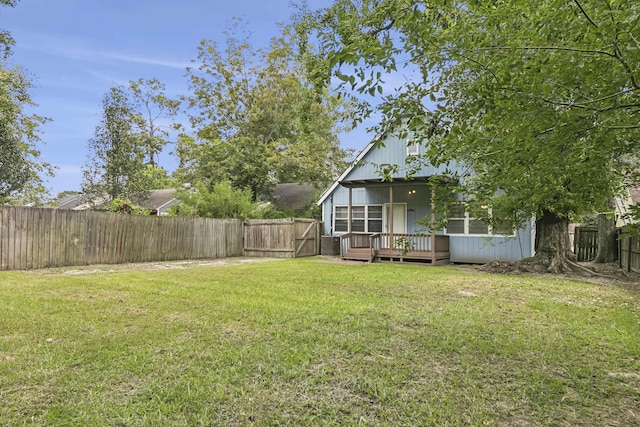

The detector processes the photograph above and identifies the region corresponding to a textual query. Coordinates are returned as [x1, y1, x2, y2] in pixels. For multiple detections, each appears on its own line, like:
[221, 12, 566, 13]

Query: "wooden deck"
[340, 233, 450, 265]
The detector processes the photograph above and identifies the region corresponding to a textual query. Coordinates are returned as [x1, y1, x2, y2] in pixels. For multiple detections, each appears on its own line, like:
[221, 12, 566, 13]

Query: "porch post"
[389, 185, 394, 250]
[348, 187, 352, 234]
[431, 184, 436, 263]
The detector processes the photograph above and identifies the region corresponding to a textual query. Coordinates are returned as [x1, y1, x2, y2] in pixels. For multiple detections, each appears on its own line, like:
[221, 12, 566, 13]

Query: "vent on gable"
[407, 142, 419, 156]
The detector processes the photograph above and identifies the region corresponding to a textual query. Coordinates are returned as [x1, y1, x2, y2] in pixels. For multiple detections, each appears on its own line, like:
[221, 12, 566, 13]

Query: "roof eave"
[316, 138, 380, 205]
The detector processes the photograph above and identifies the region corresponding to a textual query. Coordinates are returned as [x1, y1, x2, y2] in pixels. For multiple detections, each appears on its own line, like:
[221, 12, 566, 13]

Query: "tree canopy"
[306, 0, 640, 272]
[169, 181, 271, 219]
[82, 80, 179, 206]
[175, 22, 353, 201]
[0, 0, 53, 204]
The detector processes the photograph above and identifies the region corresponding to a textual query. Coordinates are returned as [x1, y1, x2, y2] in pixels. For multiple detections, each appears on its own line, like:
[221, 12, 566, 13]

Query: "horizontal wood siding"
[448, 226, 533, 264]
[345, 134, 462, 182]
[0, 207, 243, 270]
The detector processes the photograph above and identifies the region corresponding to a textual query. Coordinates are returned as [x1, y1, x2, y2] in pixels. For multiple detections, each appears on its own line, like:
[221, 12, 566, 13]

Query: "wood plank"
[295, 220, 317, 257]
[25, 207, 34, 270]
[5, 208, 16, 270]
[9, 208, 22, 270]
[0, 207, 7, 270]
[43, 208, 52, 267]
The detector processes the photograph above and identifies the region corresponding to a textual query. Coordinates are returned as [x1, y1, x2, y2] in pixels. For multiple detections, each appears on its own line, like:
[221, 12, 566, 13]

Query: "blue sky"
[4, 0, 372, 197]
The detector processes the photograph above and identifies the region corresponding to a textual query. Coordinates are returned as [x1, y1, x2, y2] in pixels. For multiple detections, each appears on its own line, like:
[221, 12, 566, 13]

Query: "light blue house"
[318, 132, 536, 264]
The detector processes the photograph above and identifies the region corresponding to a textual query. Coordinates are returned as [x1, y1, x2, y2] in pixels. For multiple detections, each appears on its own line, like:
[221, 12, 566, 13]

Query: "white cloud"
[99, 52, 190, 70]
[18, 32, 189, 70]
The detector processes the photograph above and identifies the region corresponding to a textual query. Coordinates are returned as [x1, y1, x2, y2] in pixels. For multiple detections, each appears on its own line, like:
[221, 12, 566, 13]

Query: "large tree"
[306, 0, 640, 273]
[176, 22, 352, 201]
[82, 87, 148, 205]
[127, 77, 181, 167]
[0, 0, 53, 204]
[82, 80, 179, 206]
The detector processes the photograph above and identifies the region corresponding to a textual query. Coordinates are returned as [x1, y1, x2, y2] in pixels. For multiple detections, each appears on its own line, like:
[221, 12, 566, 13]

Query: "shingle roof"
[55, 194, 86, 209]
[138, 189, 177, 212]
[55, 189, 178, 213]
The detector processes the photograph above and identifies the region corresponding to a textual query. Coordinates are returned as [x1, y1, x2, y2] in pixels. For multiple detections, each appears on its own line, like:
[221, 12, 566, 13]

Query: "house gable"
[318, 132, 458, 205]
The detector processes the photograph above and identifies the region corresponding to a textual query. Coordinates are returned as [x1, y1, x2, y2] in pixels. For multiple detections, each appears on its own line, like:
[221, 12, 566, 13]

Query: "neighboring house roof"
[55, 189, 178, 214]
[614, 186, 640, 227]
[55, 194, 86, 210]
[138, 189, 178, 213]
[273, 183, 316, 211]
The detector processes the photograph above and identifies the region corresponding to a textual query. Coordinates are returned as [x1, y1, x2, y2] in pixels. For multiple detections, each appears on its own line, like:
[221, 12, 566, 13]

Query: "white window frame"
[445, 205, 515, 237]
[333, 204, 383, 234]
[407, 141, 419, 156]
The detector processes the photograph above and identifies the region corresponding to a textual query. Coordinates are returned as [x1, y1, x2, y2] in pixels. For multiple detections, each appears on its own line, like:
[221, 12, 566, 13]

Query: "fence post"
[628, 236, 633, 273]
[618, 229, 622, 269]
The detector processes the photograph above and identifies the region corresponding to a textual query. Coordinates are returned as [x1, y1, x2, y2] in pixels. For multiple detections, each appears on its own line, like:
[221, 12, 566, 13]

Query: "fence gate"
[244, 219, 319, 258]
[573, 226, 598, 262]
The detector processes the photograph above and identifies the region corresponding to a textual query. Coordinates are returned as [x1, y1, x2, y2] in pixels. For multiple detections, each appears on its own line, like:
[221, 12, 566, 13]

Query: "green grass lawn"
[1, 258, 639, 426]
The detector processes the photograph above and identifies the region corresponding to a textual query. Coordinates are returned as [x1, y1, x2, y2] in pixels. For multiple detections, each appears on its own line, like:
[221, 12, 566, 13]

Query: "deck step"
[342, 248, 375, 261]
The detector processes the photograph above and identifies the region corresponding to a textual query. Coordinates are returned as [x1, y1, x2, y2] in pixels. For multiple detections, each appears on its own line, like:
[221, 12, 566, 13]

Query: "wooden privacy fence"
[573, 226, 599, 262]
[619, 233, 640, 274]
[244, 218, 320, 258]
[0, 206, 244, 270]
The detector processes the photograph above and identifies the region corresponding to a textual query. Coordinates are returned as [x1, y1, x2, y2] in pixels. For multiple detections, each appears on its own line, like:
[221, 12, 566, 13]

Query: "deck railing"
[340, 232, 450, 260]
[339, 232, 377, 261]
[373, 233, 449, 253]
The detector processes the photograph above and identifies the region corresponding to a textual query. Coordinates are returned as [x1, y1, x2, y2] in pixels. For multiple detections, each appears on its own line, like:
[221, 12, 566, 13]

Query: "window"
[351, 206, 365, 232]
[468, 206, 489, 235]
[446, 204, 512, 236]
[334, 206, 349, 232]
[333, 205, 383, 233]
[446, 203, 466, 234]
[491, 206, 515, 235]
[368, 205, 383, 232]
[407, 142, 419, 156]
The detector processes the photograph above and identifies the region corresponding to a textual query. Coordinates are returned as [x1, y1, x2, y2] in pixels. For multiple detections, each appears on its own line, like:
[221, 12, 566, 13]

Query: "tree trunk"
[594, 201, 617, 263]
[533, 210, 575, 273]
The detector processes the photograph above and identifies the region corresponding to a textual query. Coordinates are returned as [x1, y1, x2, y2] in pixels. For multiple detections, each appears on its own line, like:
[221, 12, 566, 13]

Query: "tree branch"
[581, 88, 637, 105]
[541, 98, 640, 113]
[541, 98, 594, 110]
[573, 0, 599, 28]
[597, 103, 640, 113]
[368, 19, 395, 37]
[602, 125, 640, 129]
[469, 45, 617, 58]
[606, 0, 640, 90]
[612, 37, 640, 91]
[454, 51, 500, 83]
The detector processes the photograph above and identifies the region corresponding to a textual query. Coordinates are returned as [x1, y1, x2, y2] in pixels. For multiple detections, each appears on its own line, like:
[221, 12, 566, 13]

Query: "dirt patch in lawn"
[28, 257, 286, 276]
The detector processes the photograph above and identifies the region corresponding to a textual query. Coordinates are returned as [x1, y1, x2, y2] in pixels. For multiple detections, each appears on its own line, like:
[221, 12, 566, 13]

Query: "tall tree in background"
[307, 0, 640, 273]
[0, 0, 53, 204]
[82, 79, 180, 205]
[82, 87, 148, 205]
[128, 78, 181, 168]
[176, 22, 352, 201]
